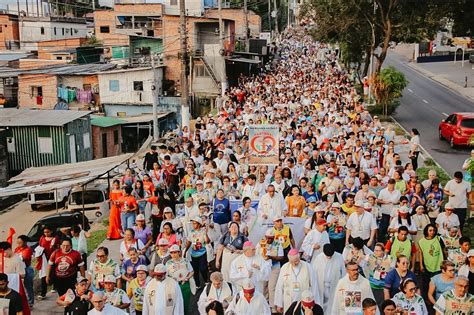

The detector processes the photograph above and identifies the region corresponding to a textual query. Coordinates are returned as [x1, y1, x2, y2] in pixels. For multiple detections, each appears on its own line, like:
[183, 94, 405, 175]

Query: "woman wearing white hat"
[184, 216, 210, 288]
[166, 244, 195, 314]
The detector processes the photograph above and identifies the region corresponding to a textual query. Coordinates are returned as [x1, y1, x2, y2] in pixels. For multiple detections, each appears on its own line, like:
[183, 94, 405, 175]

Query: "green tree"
[372, 66, 408, 116]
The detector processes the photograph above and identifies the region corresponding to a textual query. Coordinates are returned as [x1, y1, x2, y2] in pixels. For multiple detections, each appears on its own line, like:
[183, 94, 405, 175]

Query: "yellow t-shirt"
[342, 204, 356, 216]
[127, 277, 149, 312]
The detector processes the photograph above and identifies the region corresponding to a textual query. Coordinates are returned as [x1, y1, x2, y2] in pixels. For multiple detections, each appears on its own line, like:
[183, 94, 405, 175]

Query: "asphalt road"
[384, 52, 473, 176]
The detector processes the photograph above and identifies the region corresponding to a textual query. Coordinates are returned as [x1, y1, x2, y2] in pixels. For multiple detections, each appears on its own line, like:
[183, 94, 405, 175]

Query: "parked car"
[27, 212, 90, 248]
[469, 54, 474, 63]
[66, 183, 110, 220]
[27, 187, 70, 210]
[439, 112, 474, 147]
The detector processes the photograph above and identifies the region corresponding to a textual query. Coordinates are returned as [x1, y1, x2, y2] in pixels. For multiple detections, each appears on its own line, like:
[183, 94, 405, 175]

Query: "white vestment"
[88, 304, 127, 315]
[225, 290, 271, 315]
[197, 282, 234, 314]
[257, 193, 287, 221]
[274, 261, 320, 313]
[331, 274, 375, 315]
[230, 254, 271, 292]
[301, 230, 330, 262]
[143, 277, 184, 315]
[312, 252, 346, 313]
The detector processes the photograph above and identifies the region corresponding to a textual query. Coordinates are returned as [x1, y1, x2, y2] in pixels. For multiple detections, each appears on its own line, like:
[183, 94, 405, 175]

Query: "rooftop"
[0, 109, 92, 127]
[91, 115, 125, 128]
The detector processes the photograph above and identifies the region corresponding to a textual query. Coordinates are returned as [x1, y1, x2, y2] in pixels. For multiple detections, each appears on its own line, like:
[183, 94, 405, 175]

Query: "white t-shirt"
[445, 179, 471, 208]
[435, 212, 460, 236]
[377, 188, 401, 216]
[346, 211, 377, 240]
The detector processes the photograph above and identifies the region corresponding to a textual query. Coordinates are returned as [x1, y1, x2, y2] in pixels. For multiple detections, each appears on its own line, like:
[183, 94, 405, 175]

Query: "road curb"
[390, 116, 452, 179]
[406, 62, 474, 102]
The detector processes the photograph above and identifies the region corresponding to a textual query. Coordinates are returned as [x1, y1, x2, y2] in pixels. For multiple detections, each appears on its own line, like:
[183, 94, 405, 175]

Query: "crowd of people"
[1, 26, 474, 315]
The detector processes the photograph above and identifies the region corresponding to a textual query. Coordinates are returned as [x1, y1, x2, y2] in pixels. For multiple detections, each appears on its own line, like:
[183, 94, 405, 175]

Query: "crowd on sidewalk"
[1, 26, 474, 315]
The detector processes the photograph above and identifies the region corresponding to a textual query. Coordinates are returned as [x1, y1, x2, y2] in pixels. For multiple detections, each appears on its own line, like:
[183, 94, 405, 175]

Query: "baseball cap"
[136, 265, 148, 273]
[164, 207, 173, 214]
[136, 214, 145, 221]
[77, 276, 88, 283]
[331, 202, 341, 208]
[468, 249, 474, 257]
[104, 275, 116, 283]
[153, 264, 167, 275]
[316, 218, 327, 225]
[273, 215, 283, 222]
[265, 228, 275, 237]
[191, 216, 203, 225]
[196, 180, 204, 185]
[327, 167, 335, 173]
[307, 197, 317, 203]
[158, 238, 169, 246]
[399, 206, 409, 214]
[354, 200, 364, 207]
[169, 244, 180, 252]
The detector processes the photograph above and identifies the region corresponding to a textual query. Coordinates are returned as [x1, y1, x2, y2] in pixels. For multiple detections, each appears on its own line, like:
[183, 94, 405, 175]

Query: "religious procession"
[1, 25, 474, 315]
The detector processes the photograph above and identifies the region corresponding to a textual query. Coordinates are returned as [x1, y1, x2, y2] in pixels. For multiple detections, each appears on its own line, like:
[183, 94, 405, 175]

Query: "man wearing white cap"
[230, 241, 271, 293]
[318, 167, 341, 197]
[257, 184, 287, 221]
[226, 279, 271, 315]
[312, 244, 346, 313]
[103, 275, 130, 310]
[345, 200, 377, 247]
[275, 249, 320, 313]
[256, 228, 284, 313]
[285, 289, 324, 315]
[143, 264, 183, 315]
[192, 180, 212, 205]
[126, 265, 150, 315]
[435, 202, 461, 236]
[301, 218, 330, 262]
[198, 272, 234, 314]
[89, 291, 126, 315]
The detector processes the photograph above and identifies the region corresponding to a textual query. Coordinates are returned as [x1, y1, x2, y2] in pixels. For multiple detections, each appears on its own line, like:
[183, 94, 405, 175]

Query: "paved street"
[384, 52, 474, 175]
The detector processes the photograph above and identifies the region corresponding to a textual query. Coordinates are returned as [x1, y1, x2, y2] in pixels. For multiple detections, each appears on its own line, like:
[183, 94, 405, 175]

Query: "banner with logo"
[248, 125, 279, 165]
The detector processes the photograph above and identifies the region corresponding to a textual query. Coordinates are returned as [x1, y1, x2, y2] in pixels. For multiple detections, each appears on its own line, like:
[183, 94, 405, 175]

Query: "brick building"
[90, 115, 123, 159]
[0, 14, 20, 50]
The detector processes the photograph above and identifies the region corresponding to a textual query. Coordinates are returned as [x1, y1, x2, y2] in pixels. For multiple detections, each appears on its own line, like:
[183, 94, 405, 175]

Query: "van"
[28, 188, 70, 210]
[66, 183, 109, 220]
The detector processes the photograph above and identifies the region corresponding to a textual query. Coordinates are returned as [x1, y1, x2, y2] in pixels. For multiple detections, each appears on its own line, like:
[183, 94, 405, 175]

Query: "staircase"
[200, 56, 220, 90]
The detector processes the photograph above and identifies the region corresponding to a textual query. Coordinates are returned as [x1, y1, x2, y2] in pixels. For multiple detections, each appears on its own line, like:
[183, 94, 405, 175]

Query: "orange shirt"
[120, 195, 138, 213]
[285, 195, 306, 217]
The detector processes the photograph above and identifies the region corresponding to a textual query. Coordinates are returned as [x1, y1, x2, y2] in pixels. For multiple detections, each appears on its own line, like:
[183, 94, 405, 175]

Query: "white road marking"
[442, 112, 449, 117]
[408, 88, 413, 93]
[422, 99, 428, 103]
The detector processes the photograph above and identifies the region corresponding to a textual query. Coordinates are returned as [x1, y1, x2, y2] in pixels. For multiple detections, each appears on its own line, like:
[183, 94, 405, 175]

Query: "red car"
[439, 112, 474, 147]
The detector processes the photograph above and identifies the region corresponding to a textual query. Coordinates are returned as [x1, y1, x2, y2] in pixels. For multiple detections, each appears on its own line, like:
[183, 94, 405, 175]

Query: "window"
[109, 80, 120, 92]
[38, 127, 53, 154]
[31, 86, 43, 97]
[114, 130, 119, 145]
[83, 132, 90, 149]
[171, 0, 177, 5]
[70, 28, 73, 35]
[195, 64, 209, 77]
[133, 81, 143, 91]
[460, 119, 474, 129]
[62, 28, 64, 35]
[0, 25, 3, 33]
[56, 56, 63, 60]
[100, 26, 110, 33]
[54, 27, 57, 35]
[40, 26, 44, 35]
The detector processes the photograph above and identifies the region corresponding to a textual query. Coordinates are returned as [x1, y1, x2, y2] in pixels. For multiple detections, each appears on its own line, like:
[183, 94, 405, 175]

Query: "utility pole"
[218, 0, 227, 96]
[287, 0, 290, 29]
[273, 0, 278, 34]
[151, 57, 159, 141]
[268, 0, 271, 34]
[243, 0, 249, 51]
[179, 0, 190, 129]
[92, 0, 95, 11]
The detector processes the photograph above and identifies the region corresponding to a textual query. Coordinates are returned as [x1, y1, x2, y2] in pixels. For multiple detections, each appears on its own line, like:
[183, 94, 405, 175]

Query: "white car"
[66, 183, 110, 221]
[28, 188, 70, 210]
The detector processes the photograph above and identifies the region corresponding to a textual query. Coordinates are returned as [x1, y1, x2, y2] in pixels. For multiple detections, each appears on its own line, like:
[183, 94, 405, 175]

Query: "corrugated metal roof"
[0, 109, 92, 127]
[0, 136, 153, 197]
[119, 112, 172, 124]
[91, 115, 125, 128]
[24, 63, 117, 75]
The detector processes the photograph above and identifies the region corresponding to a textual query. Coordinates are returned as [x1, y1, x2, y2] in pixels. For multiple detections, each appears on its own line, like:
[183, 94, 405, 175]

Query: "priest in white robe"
[257, 185, 287, 221]
[312, 244, 346, 314]
[331, 261, 376, 315]
[89, 291, 127, 315]
[197, 271, 234, 314]
[143, 264, 184, 315]
[301, 218, 330, 262]
[226, 279, 271, 315]
[274, 249, 320, 313]
[229, 241, 271, 292]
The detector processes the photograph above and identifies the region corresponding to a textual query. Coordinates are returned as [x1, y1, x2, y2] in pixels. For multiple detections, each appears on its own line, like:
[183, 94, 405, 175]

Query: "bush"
[372, 67, 408, 116]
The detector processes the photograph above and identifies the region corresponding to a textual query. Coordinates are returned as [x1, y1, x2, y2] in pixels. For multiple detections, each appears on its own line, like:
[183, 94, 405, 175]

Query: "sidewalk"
[393, 43, 474, 101]
[32, 239, 122, 315]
